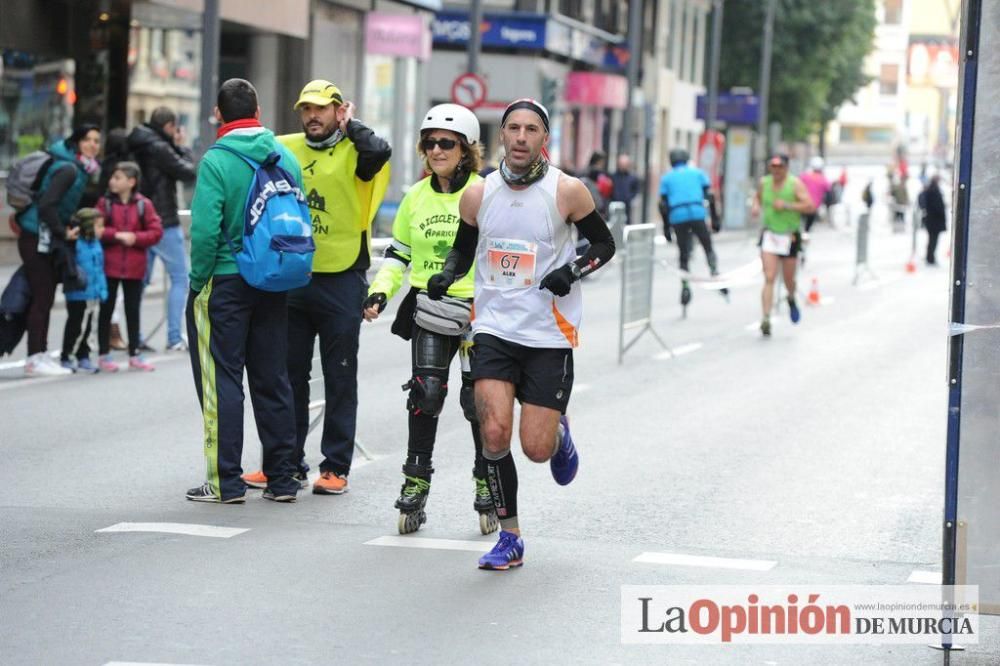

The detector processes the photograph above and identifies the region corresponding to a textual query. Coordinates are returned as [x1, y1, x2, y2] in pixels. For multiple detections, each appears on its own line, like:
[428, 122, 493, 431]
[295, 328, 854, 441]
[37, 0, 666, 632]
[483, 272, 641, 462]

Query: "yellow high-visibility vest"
[278, 133, 390, 272]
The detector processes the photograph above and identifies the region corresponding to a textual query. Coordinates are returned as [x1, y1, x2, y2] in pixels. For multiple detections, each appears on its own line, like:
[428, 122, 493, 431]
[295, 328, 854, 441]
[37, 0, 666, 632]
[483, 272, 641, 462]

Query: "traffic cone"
[807, 278, 821, 305]
[905, 255, 917, 273]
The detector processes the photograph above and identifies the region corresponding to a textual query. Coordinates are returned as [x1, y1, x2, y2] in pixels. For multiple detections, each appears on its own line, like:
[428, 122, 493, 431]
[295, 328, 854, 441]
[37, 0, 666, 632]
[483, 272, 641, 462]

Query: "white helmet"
[420, 103, 480, 145]
[809, 156, 825, 171]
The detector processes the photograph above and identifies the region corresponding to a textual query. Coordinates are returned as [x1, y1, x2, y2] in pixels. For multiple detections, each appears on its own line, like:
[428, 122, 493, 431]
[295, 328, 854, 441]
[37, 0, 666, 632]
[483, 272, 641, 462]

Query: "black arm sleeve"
[572, 209, 616, 276]
[441, 220, 479, 279]
[704, 186, 719, 220]
[346, 119, 392, 182]
[37, 164, 77, 238]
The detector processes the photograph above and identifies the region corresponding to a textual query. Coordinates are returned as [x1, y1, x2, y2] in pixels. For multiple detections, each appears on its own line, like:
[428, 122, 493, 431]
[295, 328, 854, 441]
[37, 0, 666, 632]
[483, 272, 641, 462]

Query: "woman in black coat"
[920, 175, 947, 265]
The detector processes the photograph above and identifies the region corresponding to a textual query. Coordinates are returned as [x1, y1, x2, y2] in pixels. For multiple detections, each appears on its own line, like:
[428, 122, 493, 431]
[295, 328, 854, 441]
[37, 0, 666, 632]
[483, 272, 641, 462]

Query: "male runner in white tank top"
[426, 99, 616, 570]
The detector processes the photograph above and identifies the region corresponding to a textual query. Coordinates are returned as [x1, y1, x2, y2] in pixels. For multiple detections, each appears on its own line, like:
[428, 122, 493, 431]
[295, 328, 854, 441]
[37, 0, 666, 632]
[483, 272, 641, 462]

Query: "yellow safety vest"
[277, 133, 390, 273]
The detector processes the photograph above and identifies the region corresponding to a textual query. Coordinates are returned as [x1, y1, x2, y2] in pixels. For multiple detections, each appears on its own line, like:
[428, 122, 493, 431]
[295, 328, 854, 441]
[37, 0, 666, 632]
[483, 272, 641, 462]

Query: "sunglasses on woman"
[421, 138, 458, 151]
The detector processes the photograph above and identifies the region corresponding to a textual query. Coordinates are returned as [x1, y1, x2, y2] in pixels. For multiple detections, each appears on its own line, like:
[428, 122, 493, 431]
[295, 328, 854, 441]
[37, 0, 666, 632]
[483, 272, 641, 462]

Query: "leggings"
[99, 278, 142, 356]
[406, 324, 484, 479]
[675, 220, 718, 274]
[17, 232, 58, 355]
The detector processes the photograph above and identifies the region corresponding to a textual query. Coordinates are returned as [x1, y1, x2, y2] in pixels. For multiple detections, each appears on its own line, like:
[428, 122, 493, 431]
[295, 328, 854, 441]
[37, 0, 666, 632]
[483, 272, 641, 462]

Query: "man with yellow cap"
[242, 79, 391, 495]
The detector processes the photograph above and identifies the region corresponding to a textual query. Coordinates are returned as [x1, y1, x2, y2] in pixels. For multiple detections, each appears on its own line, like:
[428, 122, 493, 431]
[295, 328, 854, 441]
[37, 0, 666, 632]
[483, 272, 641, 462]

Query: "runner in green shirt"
[362, 104, 498, 535]
[751, 153, 815, 336]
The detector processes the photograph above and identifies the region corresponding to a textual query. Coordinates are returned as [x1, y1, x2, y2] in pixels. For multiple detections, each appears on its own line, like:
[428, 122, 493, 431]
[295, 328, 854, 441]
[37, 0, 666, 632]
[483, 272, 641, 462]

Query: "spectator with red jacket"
[96, 161, 163, 371]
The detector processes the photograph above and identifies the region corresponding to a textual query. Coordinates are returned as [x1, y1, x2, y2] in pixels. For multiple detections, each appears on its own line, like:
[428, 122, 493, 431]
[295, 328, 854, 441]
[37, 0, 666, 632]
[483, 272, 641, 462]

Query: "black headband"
[501, 100, 550, 133]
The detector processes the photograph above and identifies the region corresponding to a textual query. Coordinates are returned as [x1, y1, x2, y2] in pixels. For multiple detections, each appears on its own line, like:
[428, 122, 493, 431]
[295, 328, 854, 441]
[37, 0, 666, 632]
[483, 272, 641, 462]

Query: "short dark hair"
[149, 106, 177, 129]
[217, 78, 259, 123]
[113, 160, 142, 186]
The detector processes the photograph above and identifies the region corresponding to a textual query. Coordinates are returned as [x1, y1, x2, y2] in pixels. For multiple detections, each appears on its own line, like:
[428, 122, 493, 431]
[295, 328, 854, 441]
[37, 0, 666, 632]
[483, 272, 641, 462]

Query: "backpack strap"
[207, 144, 259, 257]
[209, 143, 261, 170]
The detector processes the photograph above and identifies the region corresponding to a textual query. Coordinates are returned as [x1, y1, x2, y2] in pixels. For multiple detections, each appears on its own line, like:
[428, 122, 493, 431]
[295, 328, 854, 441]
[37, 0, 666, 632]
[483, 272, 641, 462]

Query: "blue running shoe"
[478, 530, 524, 570]
[550, 415, 578, 485]
[788, 298, 801, 324]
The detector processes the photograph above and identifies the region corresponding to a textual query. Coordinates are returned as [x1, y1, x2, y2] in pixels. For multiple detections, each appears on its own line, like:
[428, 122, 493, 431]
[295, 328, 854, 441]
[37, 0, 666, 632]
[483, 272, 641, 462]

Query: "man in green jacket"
[184, 78, 304, 504]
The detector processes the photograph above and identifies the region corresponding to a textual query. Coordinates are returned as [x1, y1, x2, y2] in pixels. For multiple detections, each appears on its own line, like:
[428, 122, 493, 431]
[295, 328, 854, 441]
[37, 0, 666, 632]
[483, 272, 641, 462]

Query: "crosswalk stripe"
[907, 570, 942, 584]
[365, 535, 492, 552]
[95, 522, 248, 538]
[633, 551, 777, 571]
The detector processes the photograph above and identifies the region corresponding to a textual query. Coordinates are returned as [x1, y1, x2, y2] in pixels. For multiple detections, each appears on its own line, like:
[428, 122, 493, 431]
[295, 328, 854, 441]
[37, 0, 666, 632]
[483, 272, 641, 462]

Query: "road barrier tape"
[661, 259, 761, 291]
[949, 322, 1000, 337]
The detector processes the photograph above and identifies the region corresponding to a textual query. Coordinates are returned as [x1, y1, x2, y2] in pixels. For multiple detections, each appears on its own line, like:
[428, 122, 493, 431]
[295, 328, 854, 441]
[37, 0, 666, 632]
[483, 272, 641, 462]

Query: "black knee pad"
[460, 382, 477, 423]
[406, 375, 448, 417]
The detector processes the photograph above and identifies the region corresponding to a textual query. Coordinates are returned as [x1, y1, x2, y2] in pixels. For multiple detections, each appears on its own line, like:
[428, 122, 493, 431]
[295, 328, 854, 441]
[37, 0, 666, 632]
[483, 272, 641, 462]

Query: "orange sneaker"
[242, 470, 268, 489]
[313, 471, 349, 495]
[242, 470, 309, 490]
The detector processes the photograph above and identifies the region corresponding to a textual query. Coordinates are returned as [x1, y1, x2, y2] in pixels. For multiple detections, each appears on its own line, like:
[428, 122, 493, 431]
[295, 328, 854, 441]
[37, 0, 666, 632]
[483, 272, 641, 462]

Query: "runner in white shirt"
[426, 99, 616, 570]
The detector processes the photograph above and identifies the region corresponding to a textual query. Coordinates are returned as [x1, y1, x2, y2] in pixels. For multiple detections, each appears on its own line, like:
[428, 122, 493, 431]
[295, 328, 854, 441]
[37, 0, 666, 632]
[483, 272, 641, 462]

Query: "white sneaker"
[166, 339, 188, 352]
[25, 353, 71, 377]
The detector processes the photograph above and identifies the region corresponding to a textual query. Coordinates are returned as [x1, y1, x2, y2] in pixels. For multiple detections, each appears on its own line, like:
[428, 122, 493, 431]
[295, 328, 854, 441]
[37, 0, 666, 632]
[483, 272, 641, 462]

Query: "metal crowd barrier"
[853, 209, 877, 285]
[618, 223, 668, 364]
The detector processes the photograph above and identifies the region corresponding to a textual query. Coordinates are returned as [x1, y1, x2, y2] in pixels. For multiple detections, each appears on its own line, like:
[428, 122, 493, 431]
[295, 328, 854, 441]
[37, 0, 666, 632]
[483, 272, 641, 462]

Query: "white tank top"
[472, 166, 581, 348]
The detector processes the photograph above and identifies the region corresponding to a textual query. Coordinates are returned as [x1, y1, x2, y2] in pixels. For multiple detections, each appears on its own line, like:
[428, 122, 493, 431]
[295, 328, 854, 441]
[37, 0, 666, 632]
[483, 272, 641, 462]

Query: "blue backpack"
[210, 145, 315, 292]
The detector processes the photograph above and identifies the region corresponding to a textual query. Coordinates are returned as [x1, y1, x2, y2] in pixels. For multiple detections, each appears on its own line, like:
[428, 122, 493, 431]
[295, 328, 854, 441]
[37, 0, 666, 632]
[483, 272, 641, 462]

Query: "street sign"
[695, 93, 759, 126]
[451, 72, 487, 108]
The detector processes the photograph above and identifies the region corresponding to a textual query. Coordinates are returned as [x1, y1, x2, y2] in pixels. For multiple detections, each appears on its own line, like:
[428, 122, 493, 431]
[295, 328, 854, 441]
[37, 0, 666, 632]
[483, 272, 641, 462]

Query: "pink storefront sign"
[365, 12, 431, 60]
[564, 71, 628, 110]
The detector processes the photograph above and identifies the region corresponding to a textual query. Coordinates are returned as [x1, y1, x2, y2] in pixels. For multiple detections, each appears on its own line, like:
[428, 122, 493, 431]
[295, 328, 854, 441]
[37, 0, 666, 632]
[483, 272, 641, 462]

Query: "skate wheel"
[479, 511, 499, 535]
[398, 511, 426, 535]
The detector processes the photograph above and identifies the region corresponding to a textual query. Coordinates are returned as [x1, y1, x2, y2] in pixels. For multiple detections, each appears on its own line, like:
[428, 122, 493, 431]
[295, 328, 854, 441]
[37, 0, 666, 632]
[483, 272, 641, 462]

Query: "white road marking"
[0, 351, 184, 374]
[655, 342, 703, 360]
[365, 535, 493, 552]
[96, 523, 249, 539]
[105, 662, 213, 666]
[858, 274, 903, 292]
[633, 551, 777, 571]
[907, 570, 942, 584]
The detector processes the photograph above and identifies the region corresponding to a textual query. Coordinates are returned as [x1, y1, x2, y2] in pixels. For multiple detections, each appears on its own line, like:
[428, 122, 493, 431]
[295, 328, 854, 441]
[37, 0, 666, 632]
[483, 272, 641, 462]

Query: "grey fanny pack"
[415, 292, 472, 336]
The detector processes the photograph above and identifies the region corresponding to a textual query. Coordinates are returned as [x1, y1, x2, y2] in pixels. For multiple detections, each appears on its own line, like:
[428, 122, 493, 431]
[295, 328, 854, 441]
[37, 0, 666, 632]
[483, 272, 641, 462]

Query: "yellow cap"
[294, 80, 343, 109]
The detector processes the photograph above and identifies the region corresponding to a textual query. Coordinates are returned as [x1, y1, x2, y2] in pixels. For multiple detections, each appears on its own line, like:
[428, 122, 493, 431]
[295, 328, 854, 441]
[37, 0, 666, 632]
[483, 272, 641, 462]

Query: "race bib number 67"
[487, 238, 537, 287]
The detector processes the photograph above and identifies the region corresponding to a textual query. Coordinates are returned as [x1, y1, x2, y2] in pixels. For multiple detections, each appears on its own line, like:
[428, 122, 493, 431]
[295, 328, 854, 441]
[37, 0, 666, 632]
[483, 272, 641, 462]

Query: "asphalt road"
[1, 218, 997, 665]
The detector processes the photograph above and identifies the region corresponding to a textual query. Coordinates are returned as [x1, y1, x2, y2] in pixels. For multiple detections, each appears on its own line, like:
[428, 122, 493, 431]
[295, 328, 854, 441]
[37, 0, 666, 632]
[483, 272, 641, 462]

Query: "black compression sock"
[485, 451, 518, 530]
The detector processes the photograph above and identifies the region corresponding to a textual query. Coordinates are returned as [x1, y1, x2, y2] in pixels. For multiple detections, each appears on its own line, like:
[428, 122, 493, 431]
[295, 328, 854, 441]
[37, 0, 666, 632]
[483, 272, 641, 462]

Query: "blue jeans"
[146, 225, 189, 345]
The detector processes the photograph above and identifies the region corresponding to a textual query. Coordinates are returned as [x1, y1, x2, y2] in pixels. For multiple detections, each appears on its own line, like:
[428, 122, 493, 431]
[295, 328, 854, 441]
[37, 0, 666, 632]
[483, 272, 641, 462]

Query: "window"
[883, 0, 902, 24]
[879, 63, 899, 95]
[558, 0, 583, 19]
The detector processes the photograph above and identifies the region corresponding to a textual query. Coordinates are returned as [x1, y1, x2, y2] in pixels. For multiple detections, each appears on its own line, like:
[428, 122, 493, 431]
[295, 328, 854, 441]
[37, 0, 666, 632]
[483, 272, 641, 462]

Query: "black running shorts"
[471, 333, 573, 413]
[758, 229, 802, 258]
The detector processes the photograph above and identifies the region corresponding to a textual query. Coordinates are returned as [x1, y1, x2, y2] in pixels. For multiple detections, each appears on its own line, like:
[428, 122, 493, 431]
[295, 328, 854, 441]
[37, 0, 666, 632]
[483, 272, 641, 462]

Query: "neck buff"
[216, 118, 263, 138]
[499, 156, 548, 187]
[306, 128, 344, 151]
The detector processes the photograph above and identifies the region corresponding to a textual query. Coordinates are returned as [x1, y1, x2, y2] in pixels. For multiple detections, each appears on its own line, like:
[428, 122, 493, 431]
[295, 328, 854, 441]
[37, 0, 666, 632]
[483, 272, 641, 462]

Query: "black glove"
[426, 271, 455, 301]
[710, 214, 721, 233]
[664, 225, 673, 243]
[362, 292, 387, 314]
[538, 263, 579, 297]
